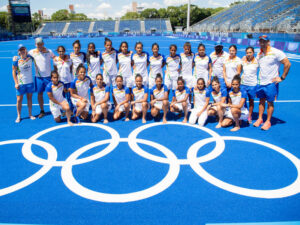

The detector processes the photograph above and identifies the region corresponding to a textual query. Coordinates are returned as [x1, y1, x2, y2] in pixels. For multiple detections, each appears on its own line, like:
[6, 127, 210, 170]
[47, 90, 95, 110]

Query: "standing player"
[253, 35, 291, 130]
[132, 42, 149, 86]
[46, 71, 73, 125]
[101, 38, 118, 86]
[149, 43, 165, 89]
[112, 76, 131, 121]
[180, 42, 194, 89]
[28, 37, 55, 118]
[86, 42, 101, 85]
[223, 45, 242, 90]
[131, 74, 148, 123]
[70, 65, 93, 122]
[193, 44, 212, 87]
[118, 41, 134, 89]
[150, 74, 169, 124]
[165, 44, 181, 91]
[210, 42, 229, 90]
[12, 44, 35, 123]
[189, 78, 210, 126]
[241, 47, 258, 123]
[90, 74, 111, 124]
[70, 40, 86, 77]
[170, 77, 191, 123]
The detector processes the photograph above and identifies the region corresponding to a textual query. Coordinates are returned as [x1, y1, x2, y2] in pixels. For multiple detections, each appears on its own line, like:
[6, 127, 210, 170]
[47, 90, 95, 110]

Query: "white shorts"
[71, 97, 90, 112]
[104, 74, 117, 87]
[165, 75, 178, 90]
[153, 101, 163, 110]
[148, 77, 156, 90]
[123, 76, 134, 88]
[116, 102, 131, 112]
[173, 102, 191, 111]
[95, 102, 112, 114]
[225, 107, 249, 121]
[193, 75, 208, 86]
[133, 102, 149, 112]
[49, 99, 67, 119]
[182, 76, 194, 89]
[189, 108, 208, 126]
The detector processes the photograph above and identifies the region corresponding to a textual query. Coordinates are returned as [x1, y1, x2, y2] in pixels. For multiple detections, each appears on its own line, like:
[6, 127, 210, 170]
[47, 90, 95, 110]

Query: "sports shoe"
[253, 118, 263, 127]
[15, 117, 21, 123]
[30, 116, 36, 120]
[261, 121, 271, 130]
[38, 111, 45, 119]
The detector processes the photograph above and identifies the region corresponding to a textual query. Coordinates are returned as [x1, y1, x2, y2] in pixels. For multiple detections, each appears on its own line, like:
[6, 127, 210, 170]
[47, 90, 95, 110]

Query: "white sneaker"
[15, 117, 21, 123]
[30, 116, 36, 120]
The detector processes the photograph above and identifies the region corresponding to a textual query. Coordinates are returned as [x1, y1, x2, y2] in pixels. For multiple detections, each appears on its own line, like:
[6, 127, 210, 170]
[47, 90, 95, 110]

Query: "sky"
[0, 0, 240, 19]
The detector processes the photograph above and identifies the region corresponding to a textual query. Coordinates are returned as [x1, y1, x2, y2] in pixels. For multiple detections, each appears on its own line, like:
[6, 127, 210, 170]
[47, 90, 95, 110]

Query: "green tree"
[140, 8, 159, 18]
[51, 9, 69, 21]
[32, 12, 42, 30]
[158, 8, 167, 18]
[0, 12, 8, 29]
[121, 12, 140, 20]
[69, 13, 89, 21]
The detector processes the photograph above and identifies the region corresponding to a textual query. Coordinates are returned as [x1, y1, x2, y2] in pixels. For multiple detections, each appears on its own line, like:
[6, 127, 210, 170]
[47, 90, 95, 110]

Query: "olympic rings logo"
[0, 122, 300, 203]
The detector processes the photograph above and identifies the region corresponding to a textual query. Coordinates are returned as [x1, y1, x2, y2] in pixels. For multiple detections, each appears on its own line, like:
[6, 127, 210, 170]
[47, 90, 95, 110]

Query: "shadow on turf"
[251, 112, 286, 126]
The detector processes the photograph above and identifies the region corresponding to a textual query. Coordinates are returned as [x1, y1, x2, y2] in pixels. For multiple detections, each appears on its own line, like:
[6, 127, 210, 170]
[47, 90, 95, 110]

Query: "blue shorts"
[241, 85, 257, 100]
[256, 83, 278, 102]
[35, 77, 51, 93]
[16, 83, 35, 96]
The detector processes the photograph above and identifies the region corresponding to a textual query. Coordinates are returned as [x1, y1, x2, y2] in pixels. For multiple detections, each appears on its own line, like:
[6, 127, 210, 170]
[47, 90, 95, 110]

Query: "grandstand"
[190, 0, 300, 33]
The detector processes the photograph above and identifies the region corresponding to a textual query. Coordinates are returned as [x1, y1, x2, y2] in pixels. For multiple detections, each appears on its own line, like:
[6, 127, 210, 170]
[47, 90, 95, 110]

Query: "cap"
[18, 44, 26, 50]
[35, 37, 44, 44]
[259, 35, 269, 41]
[214, 41, 223, 47]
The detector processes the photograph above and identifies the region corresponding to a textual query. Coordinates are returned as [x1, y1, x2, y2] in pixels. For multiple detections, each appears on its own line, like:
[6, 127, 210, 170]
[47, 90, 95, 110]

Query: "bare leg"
[101, 103, 109, 123]
[162, 100, 168, 124]
[182, 102, 188, 123]
[16, 95, 23, 119]
[142, 102, 147, 123]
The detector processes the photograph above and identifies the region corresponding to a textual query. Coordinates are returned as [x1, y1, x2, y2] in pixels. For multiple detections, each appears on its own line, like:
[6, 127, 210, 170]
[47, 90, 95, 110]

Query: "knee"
[142, 102, 147, 108]
[54, 117, 61, 123]
[182, 102, 187, 107]
[101, 103, 107, 108]
[163, 100, 168, 106]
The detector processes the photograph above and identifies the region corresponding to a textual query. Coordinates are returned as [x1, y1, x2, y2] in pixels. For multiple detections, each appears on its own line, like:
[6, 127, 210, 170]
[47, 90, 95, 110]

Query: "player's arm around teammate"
[189, 78, 210, 126]
[90, 74, 111, 124]
[131, 74, 149, 123]
[150, 74, 169, 124]
[170, 77, 190, 123]
[46, 71, 73, 126]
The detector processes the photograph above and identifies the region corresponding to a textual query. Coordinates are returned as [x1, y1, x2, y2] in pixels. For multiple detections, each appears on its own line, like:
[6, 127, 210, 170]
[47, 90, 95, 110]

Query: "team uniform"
[118, 51, 134, 88]
[241, 57, 258, 100]
[132, 85, 149, 112]
[28, 48, 54, 93]
[70, 52, 86, 77]
[149, 54, 165, 89]
[226, 89, 249, 120]
[210, 88, 228, 111]
[46, 81, 66, 118]
[112, 85, 130, 112]
[132, 52, 149, 86]
[150, 85, 168, 110]
[91, 85, 111, 114]
[87, 54, 101, 85]
[172, 86, 191, 111]
[53, 55, 73, 85]
[180, 53, 194, 89]
[256, 47, 286, 102]
[101, 50, 118, 86]
[165, 54, 181, 90]
[70, 76, 93, 112]
[210, 51, 229, 89]
[224, 56, 242, 85]
[189, 88, 210, 126]
[12, 55, 35, 96]
[193, 54, 212, 85]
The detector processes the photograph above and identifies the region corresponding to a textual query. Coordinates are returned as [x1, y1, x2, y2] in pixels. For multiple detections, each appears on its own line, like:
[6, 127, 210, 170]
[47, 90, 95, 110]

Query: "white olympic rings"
[0, 122, 299, 202]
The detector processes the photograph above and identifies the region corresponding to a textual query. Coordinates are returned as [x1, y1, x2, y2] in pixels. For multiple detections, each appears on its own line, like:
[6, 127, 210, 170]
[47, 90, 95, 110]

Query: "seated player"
[150, 73, 169, 124]
[131, 74, 149, 123]
[46, 71, 73, 125]
[90, 73, 111, 123]
[170, 77, 191, 123]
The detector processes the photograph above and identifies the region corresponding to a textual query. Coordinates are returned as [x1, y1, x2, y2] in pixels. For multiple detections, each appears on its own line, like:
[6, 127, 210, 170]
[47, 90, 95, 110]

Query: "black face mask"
[215, 46, 223, 54]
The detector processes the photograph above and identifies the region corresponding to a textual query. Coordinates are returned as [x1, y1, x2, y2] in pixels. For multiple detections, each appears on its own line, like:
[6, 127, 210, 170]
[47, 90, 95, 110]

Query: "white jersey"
[118, 52, 133, 77]
[210, 51, 229, 79]
[132, 85, 148, 101]
[87, 54, 101, 82]
[92, 85, 110, 103]
[149, 54, 165, 79]
[211, 89, 228, 103]
[193, 54, 211, 80]
[241, 57, 258, 86]
[70, 76, 92, 100]
[257, 47, 286, 85]
[101, 50, 118, 76]
[46, 81, 65, 104]
[173, 86, 190, 102]
[28, 48, 54, 78]
[166, 55, 181, 79]
[53, 55, 73, 84]
[150, 84, 168, 100]
[229, 89, 247, 111]
[12, 55, 34, 85]
[192, 87, 210, 109]
[112, 85, 130, 104]
[70, 52, 86, 77]
[132, 52, 149, 78]
[180, 53, 194, 78]
[224, 56, 242, 83]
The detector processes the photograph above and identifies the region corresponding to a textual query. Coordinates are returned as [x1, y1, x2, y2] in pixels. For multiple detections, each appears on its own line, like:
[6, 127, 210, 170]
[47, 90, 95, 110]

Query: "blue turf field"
[0, 36, 299, 225]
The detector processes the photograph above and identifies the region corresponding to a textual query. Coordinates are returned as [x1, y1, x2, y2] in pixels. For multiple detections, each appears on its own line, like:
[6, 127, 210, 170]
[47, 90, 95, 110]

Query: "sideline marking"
[207, 221, 300, 225]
